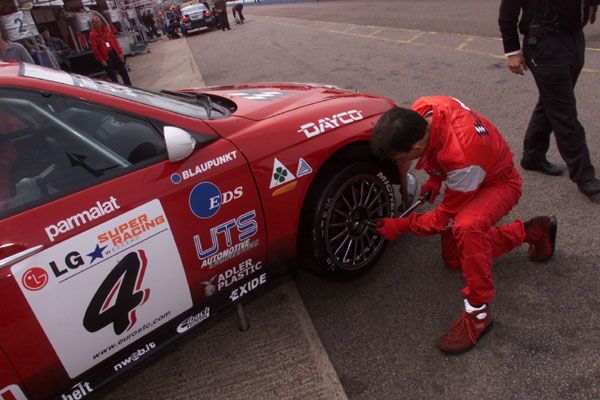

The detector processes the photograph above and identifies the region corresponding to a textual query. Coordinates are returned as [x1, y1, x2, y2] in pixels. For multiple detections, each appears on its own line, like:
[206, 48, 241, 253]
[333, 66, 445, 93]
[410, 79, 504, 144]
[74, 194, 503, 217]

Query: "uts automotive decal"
[298, 109, 364, 138]
[200, 258, 263, 297]
[11, 200, 193, 378]
[171, 151, 238, 184]
[270, 158, 296, 189]
[44, 196, 120, 242]
[229, 90, 291, 101]
[189, 182, 243, 219]
[0, 385, 28, 400]
[194, 210, 258, 269]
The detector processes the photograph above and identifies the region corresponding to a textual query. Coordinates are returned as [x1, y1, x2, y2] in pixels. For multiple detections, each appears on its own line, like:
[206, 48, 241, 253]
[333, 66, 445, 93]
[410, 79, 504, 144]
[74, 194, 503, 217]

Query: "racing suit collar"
[415, 115, 442, 170]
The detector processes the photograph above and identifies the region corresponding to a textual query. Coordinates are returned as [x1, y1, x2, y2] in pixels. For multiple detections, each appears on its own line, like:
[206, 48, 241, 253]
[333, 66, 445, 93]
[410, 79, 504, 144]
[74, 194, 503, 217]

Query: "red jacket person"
[89, 16, 132, 86]
[370, 96, 557, 354]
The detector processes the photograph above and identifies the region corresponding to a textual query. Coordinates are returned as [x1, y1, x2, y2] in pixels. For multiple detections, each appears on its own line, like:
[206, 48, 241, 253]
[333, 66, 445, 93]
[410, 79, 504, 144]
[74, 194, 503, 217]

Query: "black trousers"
[233, 8, 244, 22]
[523, 31, 594, 184]
[105, 50, 132, 86]
[218, 10, 230, 30]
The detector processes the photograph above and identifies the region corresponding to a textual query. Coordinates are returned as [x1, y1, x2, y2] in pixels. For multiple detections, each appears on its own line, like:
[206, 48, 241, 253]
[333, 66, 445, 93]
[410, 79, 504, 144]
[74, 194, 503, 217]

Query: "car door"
[0, 87, 267, 399]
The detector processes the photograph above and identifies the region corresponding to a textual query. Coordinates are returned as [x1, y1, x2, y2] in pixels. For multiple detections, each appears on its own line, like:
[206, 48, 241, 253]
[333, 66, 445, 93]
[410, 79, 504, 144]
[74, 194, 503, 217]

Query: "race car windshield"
[20, 64, 214, 120]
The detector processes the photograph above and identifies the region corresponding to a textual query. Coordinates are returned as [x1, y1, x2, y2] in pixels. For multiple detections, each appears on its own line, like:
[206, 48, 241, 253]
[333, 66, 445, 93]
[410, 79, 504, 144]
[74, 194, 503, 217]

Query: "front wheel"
[302, 162, 396, 279]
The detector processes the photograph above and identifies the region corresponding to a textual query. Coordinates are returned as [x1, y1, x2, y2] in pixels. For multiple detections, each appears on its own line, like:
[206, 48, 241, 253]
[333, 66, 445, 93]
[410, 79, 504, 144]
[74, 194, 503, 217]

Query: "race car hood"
[188, 83, 377, 121]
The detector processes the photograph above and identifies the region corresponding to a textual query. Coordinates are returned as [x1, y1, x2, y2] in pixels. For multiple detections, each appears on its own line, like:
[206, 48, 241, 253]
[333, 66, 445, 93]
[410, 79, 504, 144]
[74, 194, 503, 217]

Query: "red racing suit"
[405, 96, 526, 304]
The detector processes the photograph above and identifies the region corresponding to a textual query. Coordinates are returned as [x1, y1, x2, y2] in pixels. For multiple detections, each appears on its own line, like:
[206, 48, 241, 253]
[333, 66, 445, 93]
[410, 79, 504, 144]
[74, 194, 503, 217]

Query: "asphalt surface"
[185, 2, 600, 399]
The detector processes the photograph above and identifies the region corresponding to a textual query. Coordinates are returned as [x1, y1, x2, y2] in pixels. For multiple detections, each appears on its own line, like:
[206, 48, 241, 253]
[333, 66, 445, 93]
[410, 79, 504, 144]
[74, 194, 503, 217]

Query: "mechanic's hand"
[101, 61, 107, 67]
[375, 217, 410, 241]
[420, 179, 442, 204]
[590, 5, 598, 24]
[507, 53, 527, 75]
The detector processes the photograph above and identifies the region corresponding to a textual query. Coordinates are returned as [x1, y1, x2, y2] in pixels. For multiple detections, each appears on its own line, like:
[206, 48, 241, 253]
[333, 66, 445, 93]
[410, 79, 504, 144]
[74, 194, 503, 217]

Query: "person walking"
[0, 30, 34, 63]
[371, 96, 557, 354]
[89, 16, 132, 86]
[499, 0, 600, 198]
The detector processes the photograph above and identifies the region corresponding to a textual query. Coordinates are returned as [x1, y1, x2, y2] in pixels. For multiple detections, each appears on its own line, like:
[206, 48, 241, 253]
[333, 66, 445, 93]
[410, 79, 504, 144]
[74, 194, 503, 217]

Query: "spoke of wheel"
[365, 232, 375, 248]
[331, 228, 349, 243]
[333, 207, 347, 217]
[342, 238, 353, 263]
[359, 181, 366, 207]
[362, 181, 375, 206]
[352, 239, 359, 265]
[329, 222, 346, 228]
[367, 189, 382, 209]
[340, 193, 352, 211]
[359, 236, 367, 257]
[334, 235, 350, 257]
[351, 182, 358, 208]
[368, 203, 387, 217]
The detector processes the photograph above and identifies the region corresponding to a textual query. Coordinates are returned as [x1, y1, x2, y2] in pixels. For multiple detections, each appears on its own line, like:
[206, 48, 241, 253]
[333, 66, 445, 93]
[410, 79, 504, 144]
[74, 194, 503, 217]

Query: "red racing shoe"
[437, 300, 493, 354]
[524, 216, 557, 262]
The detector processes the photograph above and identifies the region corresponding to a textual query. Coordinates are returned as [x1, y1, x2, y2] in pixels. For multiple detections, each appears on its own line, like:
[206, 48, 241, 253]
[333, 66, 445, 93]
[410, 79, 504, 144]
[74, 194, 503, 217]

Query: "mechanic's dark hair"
[370, 107, 427, 160]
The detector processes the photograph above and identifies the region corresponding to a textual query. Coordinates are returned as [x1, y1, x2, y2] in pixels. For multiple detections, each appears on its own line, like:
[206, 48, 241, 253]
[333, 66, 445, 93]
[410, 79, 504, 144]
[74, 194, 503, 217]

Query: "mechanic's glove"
[375, 217, 410, 241]
[420, 178, 442, 204]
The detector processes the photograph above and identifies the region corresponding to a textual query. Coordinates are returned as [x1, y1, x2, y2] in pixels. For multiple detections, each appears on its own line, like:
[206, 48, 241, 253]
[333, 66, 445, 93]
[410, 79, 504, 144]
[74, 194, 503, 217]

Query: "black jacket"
[499, 0, 600, 53]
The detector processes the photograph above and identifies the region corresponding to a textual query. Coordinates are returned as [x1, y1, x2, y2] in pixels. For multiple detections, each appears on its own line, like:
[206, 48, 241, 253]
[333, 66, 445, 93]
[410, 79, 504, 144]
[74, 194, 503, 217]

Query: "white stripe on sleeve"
[446, 166, 486, 192]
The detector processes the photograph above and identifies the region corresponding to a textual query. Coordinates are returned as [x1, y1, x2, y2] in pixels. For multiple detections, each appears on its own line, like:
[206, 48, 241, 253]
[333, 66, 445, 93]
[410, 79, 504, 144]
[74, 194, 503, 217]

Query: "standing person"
[0, 30, 34, 63]
[499, 0, 600, 198]
[89, 16, 132, 86]
[40, 27, 71, 70]
[232, 4, 245, 24]
[370, 96, 557, 354]
[215, 0, 231, 31]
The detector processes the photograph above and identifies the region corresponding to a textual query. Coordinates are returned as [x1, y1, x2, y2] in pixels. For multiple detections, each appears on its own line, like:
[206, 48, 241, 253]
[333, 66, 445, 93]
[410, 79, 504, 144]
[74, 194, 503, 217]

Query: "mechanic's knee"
[452, 214, 490, 238]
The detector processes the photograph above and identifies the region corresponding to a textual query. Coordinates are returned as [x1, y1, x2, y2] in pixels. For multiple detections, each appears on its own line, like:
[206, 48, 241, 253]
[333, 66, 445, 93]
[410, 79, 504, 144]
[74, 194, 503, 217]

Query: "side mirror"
[164, 126, 196, 162]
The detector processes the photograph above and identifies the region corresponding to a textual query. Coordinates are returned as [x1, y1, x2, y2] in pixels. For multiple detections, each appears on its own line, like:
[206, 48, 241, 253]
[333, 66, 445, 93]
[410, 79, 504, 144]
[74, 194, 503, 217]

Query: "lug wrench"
[366, 192, 431, 227]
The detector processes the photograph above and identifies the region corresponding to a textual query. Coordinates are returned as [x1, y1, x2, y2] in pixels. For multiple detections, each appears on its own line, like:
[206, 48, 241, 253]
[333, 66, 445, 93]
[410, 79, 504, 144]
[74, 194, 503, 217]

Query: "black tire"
[302, 162, 396, 279]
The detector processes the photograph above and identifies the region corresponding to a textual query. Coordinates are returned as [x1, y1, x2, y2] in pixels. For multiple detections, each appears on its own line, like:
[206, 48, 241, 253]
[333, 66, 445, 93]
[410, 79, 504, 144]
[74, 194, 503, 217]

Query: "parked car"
[180, 3, 214, 35]
[0, 62, 417, 399]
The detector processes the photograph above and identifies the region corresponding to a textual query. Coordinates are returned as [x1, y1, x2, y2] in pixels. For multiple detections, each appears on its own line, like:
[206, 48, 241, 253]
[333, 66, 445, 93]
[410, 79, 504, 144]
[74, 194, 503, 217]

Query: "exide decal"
[298, 109, 364, 138]
[194, 210, 258, 269]
[229, 273, 267, 302]
[189, 182, 243, 219]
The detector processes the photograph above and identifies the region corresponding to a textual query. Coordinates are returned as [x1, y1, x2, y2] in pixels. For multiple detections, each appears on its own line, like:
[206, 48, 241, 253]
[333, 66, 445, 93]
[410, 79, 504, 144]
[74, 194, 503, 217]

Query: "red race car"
[0, 62, 417, 399]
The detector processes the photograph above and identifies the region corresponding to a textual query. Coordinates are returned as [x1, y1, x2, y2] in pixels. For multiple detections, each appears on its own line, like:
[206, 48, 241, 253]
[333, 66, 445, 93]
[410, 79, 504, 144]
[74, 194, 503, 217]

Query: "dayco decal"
[298, 110, 364, 138]
[60, 382, 93, 400]
[200, 259, 263, 296]
[194, 210, 258, 269]
[229, 273, 267, 302]
[44, 197, 120, 242]
[97, 213, 166, 248]
[177, 307, 210, 333]
[171, 150, 238, 184]
[189, 182, 243, 219]
[113, 342, 156, 371]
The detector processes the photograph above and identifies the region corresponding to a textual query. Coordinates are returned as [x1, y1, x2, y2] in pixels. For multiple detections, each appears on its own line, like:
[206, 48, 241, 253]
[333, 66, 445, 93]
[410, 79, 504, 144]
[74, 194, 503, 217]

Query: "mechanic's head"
[41, 27, 50, 40]
[91, 16, 104, 30]
[370, 107, 429, 163]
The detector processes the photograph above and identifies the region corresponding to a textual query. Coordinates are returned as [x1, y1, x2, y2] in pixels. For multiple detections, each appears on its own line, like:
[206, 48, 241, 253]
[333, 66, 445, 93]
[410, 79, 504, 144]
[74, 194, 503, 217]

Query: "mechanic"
[370, 96, 557, 354]
[499, 0, 600, 198]
[0, 30, 34, 64]
[89, 16, 132, 86]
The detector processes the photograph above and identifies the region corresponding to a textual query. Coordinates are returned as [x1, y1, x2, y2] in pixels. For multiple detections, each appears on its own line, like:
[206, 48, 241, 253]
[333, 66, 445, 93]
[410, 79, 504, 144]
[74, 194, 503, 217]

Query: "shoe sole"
[437, 321, 494, 355]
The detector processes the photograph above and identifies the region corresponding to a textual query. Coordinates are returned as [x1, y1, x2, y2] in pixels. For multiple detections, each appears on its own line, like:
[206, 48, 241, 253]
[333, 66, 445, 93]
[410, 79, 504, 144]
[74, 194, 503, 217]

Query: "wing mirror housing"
[164, 126, 196, 162]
